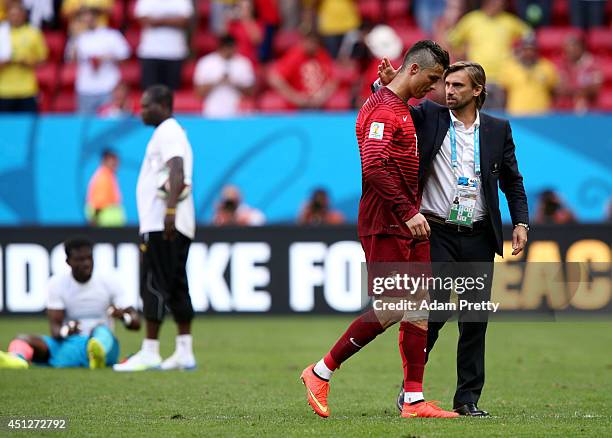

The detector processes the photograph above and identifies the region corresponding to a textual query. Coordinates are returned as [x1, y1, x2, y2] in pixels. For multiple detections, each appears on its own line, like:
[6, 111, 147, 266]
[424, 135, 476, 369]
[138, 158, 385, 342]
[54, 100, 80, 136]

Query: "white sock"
[176, 335, 193, 356]
[405, 391, 425, 404]
[313, 359, 334, 380]
[142, 339, 159, 356]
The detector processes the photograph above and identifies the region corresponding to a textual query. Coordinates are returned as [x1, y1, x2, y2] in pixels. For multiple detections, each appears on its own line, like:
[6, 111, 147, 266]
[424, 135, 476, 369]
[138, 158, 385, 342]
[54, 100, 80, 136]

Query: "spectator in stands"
[297, 188, 345, 225]
[67, 6, 129, 114]
[86, 149, 126, 227]
[516, 0, 553, 28]
[570, 0, 607, 30]
[0, 0, 48, 113]
[17, 0, 55, 28]
[306, 0, 361, 59]
[225, 0, 263, 64]
[97, 82, 134, 117]
[356, 24, 404, 106]
[194, 35, 255, 118]
[268, 32, 338, 110]
[210, 0, 236, 36]
[447, 0, 530, 109]
[254, 0, 280, 62]
[556, 34, 603, 113]
[212, 185, 266, 226]
[498, 34, 558, 115]
[62, 0, 113, 36]
[535, 190, 577, 225]
[413, 0, 447, 35]
[135, 0, 193, 91]
[278, 0, 301, 30]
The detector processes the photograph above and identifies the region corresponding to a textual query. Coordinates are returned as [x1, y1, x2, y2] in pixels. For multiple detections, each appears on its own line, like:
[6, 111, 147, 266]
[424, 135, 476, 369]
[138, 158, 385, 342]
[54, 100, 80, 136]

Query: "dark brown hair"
[444, 61, 487, 109]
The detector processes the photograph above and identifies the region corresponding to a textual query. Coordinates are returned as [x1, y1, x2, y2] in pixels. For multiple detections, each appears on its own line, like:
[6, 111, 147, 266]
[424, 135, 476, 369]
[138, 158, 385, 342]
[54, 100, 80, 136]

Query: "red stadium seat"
[394, 27, 426, 48]
[193, 31, 219, 57]
[181, 60, 197, 89]
[109, 1, 125, 29]
[359, 0, 383, 24]
[587, 28, 612, 56]
[38, 90, 53, 113]
[36, 63, 58, 93]
[124, 29, 140, 53]
[59, 63, 77, 91]
[596, 90, 612, 111]
[597, 56, 612, 86]
[536, 27, 583, 57]
[272, 30, 303, 57]
[51, 92, 76, 113]
[126, 0, 139, 28]
[197, 0, 211, 27]
[120, 60, 140, 87]
[43, 31, 66, 62]
[258, 90, 292, 112]
[333, 61, 360, 88]
[173, 90, 202, 113]
[385, 0, 410, 20]
[238, 97, 257, 114]
[552, 0, 570, 26]
[324, 89, 352, 111]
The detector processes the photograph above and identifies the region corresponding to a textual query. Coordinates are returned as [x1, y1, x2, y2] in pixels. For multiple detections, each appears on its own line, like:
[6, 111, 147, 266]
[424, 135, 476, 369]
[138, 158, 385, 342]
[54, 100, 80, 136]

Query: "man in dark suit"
[376, 60, 529, 416]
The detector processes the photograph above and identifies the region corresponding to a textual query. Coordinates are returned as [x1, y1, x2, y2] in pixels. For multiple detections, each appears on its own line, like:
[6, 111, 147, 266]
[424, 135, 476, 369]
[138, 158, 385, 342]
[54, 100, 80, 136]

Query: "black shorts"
[140, 231, 193, 323]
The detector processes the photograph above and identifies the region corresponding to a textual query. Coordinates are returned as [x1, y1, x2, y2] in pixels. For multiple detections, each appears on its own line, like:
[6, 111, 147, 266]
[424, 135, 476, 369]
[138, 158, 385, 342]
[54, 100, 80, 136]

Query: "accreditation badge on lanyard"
[446, 122, 481, 228]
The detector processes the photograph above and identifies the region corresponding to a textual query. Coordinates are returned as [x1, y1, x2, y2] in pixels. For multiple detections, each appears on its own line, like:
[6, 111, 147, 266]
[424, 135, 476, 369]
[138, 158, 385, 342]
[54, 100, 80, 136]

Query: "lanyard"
[449, 121, 480, 177]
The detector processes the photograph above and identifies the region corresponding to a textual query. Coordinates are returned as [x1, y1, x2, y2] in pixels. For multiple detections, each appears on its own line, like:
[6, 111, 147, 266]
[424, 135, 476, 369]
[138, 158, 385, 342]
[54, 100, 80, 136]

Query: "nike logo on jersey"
[349, 338, 363, 348]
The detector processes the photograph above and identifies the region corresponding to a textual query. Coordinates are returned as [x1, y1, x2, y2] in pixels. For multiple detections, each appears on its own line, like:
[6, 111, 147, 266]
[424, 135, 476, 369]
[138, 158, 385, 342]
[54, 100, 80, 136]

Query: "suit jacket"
[410, 99, 529, 256]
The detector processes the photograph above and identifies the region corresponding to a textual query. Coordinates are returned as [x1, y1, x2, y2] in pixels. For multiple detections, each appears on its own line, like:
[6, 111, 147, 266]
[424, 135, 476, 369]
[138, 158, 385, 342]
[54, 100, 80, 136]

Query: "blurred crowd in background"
[0, 0, 611, 115]
[86, 149, 611, 227]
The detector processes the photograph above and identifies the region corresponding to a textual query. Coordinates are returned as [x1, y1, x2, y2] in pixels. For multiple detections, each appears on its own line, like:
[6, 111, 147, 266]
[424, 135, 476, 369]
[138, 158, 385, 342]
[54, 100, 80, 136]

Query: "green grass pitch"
[1, 316, 611, 437]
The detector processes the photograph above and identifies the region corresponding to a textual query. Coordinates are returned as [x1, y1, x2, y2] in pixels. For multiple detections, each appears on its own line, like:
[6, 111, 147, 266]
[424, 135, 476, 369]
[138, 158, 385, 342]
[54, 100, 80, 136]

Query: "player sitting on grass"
[0, 236, 140, 369]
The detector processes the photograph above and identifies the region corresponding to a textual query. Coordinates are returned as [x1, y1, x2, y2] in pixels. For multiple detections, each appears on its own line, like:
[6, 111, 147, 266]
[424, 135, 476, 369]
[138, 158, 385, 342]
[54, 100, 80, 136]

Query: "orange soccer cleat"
[401, 401, 460, 418]
[300, 364, 330, 418]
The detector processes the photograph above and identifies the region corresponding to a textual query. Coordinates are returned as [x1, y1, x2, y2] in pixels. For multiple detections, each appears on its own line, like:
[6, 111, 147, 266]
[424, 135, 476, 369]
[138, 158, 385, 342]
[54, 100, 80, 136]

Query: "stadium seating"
[120, 60, 140, 88]
[43, 31, 66, 63]
[21, 0, 612, 114]
[173, 90, 202, 114]
[536, 26, 583, 58]
[587, 28, 612, 56]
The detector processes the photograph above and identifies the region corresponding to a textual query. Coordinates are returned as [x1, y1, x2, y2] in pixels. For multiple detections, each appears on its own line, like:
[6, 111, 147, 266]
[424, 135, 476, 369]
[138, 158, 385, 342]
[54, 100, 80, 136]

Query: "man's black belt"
[424, 213, 490, 233]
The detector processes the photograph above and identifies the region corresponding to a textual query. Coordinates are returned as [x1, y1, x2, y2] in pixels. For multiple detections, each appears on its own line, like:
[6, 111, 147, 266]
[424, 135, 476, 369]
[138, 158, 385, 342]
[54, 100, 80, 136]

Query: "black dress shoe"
[396, 381, 404, 411]
[454, 403, 489, 417]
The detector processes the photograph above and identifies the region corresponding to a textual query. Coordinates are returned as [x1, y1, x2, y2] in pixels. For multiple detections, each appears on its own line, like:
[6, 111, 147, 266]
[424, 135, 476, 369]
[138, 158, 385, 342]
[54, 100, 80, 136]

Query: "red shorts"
[360, 234, 430, 263]
[360, 234, 431, 297]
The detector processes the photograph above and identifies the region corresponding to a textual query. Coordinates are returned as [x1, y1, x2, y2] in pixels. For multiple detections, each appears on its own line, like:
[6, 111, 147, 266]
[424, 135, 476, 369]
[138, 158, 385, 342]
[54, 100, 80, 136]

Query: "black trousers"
[140, 231, 193, 323]
[140, 58, 183, 91]
[0, 97, 38, 113]
[425, 219, 496, 408]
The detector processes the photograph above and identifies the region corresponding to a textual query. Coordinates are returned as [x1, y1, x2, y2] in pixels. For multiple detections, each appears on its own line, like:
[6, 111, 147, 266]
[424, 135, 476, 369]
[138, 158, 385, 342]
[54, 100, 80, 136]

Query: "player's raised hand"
[378, 57, 399, 86]
[405, 213, 431, 240]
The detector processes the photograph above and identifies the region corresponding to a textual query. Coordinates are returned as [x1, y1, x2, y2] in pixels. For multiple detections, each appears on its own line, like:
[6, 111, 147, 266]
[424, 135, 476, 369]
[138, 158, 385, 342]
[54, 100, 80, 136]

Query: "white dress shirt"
[421, 110, 488, 221]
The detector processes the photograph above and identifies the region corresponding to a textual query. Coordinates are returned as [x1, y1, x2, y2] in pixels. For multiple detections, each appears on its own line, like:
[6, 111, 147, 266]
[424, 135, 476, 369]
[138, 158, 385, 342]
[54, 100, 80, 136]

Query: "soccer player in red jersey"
[301, 40, 458, 419]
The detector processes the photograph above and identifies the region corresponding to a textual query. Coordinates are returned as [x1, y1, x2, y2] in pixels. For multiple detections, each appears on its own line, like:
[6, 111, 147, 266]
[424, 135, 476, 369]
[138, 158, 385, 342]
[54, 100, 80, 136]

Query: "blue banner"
[0, 113, 611, 225]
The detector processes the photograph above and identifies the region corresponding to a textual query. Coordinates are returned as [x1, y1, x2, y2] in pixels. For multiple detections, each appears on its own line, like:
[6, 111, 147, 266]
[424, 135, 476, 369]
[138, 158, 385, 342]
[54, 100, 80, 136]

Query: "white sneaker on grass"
[113, 350, 161, 372]
[160, 351, 196, 370]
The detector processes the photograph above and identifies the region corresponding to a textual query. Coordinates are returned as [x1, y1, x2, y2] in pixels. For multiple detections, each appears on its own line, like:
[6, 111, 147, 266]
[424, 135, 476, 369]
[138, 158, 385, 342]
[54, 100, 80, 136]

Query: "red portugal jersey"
[356, 87, 420, 238]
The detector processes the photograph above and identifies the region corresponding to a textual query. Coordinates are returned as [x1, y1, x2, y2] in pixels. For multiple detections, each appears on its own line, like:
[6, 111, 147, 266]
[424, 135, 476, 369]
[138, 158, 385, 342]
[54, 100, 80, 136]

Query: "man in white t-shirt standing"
[68, 7, 130, 114]
[194, 35, 255, 118]
[114, 85, 196, 372]
[0, 236, 140, 370]
[135, 0, 194, 91]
